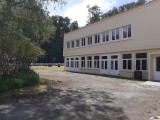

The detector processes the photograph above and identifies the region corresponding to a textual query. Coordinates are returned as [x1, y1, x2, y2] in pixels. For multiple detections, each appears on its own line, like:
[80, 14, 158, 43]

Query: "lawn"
[31, 66, 65, 72]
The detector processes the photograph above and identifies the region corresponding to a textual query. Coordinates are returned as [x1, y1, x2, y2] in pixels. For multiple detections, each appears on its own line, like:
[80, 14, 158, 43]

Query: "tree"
[87, 5, 102, 25]
[70, 21, 79, 31]
[0, 0, 66, 78]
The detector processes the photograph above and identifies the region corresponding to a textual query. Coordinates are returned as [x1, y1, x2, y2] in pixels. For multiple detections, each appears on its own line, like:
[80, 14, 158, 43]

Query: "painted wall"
[63, 0, 160, 57]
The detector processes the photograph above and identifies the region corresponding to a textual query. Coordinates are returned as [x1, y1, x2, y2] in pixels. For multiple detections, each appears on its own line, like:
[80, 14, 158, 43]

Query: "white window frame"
[75, 58, 79, 68]
[76, 40, 80, 47]
[123, 25, 131, 39]
[71, 41, 74, 48]
[70, 58, 74, 68]
[88, 36, 92, 45]
[112, 28, 119, 41]
[95, 34, 100, 44]
[87, 56, 92, 68]
[81, 57, 85, 68]
[103, 31, 109, 42]
[81, 38, 85, 46]
[94, 56, 99, 68]
[122, 54, 132, 70]
[66, 58, 70, 67]
[135, 53, 147, 71]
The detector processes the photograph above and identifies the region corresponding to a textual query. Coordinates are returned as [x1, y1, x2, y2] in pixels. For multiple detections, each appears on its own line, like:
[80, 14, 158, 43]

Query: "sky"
[48, 0, 138, 27]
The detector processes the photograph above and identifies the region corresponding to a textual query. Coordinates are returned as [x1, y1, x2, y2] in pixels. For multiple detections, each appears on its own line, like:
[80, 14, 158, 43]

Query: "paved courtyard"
[0, 69, 160, 120]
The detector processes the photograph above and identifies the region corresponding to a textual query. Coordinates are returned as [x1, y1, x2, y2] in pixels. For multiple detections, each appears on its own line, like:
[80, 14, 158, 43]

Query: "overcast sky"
[48, 0, 138, 27]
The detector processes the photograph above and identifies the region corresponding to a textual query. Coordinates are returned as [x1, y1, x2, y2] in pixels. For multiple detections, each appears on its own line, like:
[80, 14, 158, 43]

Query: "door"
[110, 55, 119, 76]
[70, 58, 74, 71]
[100, 56, 108, 75]
[74, 57, 79, 71]
[154, 56, 160, 81]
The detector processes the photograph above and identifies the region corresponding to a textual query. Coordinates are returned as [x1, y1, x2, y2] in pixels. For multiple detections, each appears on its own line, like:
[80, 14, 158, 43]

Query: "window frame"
[103, 31, 109, 42]
[81, 57, 85, 68]
[76, 40, 80, 48]
[112, 28, 119, 41]
[87, 36, 92, 45]
[122, 54, 132, 70]
[71, 41, 74, 48]
[135, 53, 147, 71]
[95, 34, 100, 44]
[123, 25, 131, 39]
[94, 56, 99, 68]
[87, 56, 92, 68]
[81, 38, 85, 46]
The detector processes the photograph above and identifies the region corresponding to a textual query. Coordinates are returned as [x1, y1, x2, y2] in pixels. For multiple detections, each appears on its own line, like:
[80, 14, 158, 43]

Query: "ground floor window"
[71, 58, 74, 68]
[101, 56, 108, 69]
[66, 58, 70, 67]
[123, 54, 132, 70]
[87, 56, 92, 68]
[94, 56, 99, 68]
[111, 55, 118, 70]
[136, 53, 147, 70]
[81, 57, 85, 68]
[75, 58, 79, 68]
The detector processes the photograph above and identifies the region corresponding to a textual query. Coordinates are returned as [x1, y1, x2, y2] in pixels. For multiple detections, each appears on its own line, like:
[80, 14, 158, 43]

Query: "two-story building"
[63, 0, 160, 81]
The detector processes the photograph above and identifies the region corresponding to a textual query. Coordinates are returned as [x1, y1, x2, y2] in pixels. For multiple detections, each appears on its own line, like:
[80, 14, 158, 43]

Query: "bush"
[0, 69, 39, 93]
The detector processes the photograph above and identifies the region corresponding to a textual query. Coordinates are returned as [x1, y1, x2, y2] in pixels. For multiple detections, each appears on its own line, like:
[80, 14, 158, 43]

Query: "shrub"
[0, 69, 39, 93]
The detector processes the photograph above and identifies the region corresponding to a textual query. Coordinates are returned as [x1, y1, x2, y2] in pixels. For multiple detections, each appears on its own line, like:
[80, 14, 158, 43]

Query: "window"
[94, 56, 99, 68]
[66, 58, 69, 67]
[101, 56, 108, 70]
[88, 36, 92, 45]
[67, 42, 70, 48]
[81, 57, 85, 68]
[76, 40, 80, 47]
[81, 38, 85, 46]
[95, 34, 100, 44]
[156, 57, 160, 71]
[112, 28, 119, 40]
[87, 56, 92, 68]
[71, 58, 74, 68]
[75, 58, 79, 68]
[103, 32, 109, 42]
[136, 53, 147, 70]
[71, 41, 74, 48]
[123, 54, 132, 70]
[123, 25, 131, 38]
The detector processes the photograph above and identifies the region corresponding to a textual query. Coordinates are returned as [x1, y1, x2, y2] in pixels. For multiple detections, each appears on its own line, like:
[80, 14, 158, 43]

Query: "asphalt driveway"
[0, 70, 160, 120]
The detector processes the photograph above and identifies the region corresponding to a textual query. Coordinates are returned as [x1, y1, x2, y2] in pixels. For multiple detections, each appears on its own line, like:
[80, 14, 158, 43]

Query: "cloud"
[64, 0, 117, 27]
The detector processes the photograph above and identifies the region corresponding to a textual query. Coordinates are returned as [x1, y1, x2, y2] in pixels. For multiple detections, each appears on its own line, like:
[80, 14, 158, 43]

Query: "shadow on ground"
[0, 88, 128, 120]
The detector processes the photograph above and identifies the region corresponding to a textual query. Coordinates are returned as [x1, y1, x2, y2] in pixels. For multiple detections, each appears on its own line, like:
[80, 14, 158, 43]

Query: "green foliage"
[87, 5, 102, 25]
[101, 0, 147, 20]
[0, 69, 39, 93]
[38, 15, 79, 63]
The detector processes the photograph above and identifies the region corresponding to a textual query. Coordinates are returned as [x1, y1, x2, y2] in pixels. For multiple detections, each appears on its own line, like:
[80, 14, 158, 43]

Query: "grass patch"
[31, 66, 65, 72]
[0, 69, 40, 93]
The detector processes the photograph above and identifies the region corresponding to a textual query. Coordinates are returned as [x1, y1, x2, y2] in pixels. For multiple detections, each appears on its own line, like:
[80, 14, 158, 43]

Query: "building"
[63, 0, 160, 81]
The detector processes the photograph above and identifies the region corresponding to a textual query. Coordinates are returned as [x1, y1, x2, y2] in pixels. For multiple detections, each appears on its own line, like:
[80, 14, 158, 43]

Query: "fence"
[31, 63, 64, 66]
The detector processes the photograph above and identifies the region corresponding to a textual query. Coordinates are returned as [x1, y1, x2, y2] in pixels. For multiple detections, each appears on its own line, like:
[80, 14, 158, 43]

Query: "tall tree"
[87, 5, 102, 25]
[0, 0, 66, 77]
[70, 21, 79, 31]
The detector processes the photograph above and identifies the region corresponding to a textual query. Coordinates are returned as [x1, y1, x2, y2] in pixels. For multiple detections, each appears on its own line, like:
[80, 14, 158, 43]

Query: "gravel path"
[0, 70, 160, 120]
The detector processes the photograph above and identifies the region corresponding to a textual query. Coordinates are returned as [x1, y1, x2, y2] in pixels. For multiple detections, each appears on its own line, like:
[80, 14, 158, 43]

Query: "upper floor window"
[81, 38, 85, 46]
[88, 36, 92, 45]
[123, 25, 131, 38]
[71, 41, 74, 48]
[112, 28, 119, 40]
[76, 40, 80, 47]
[67, 42, 70, 48]
[103, 32, 109, 42]
[136, 53, 147, 71]
[123, 54, 132, 70]
[95, 34, 100, 44]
